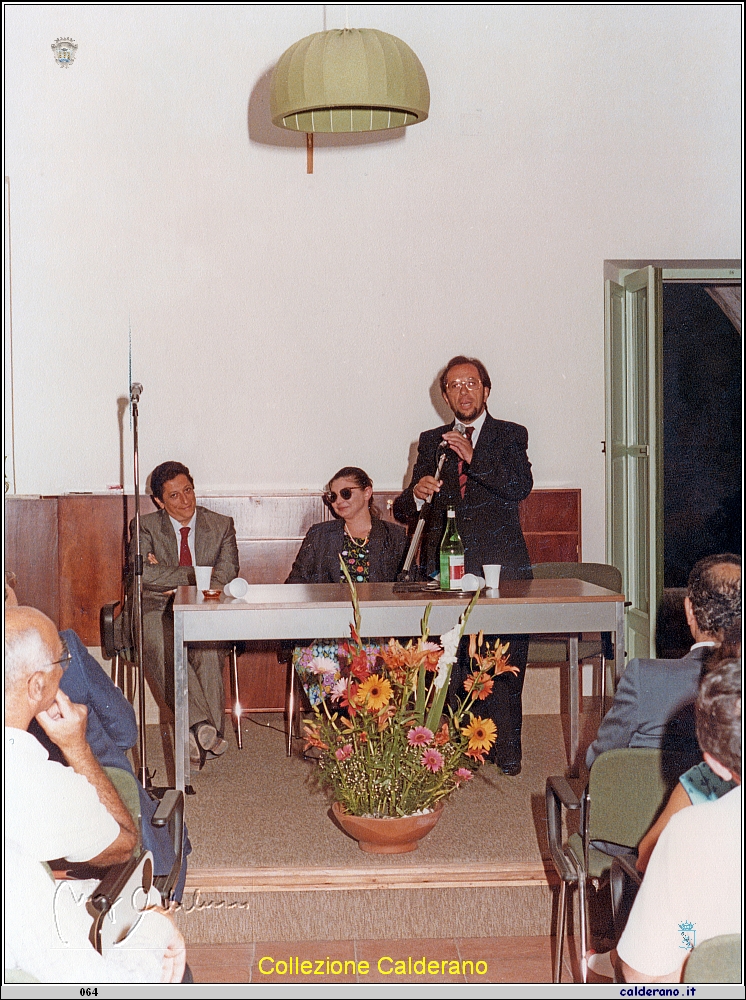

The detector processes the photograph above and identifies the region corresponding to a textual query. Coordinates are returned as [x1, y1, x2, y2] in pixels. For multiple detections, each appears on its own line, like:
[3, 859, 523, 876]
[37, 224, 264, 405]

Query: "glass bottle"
[439, 508, 465, 591]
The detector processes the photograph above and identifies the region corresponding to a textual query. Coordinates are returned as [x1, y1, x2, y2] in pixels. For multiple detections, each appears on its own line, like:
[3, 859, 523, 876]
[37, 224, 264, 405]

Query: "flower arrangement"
[304, 559, 519, 818]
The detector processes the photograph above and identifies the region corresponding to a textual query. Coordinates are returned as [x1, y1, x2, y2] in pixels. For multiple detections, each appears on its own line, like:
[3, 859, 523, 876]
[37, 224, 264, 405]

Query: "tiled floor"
[187, 935, 574, 984]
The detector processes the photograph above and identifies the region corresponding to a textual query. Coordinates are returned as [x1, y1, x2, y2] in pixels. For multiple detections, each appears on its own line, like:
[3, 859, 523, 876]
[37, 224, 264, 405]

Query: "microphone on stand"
[130, 382, 143, 403]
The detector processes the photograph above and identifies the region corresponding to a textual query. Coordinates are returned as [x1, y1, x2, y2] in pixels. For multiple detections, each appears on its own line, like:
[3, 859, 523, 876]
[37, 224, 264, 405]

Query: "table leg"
[568, 635, 579, 777]
[174, 611, 189, 793]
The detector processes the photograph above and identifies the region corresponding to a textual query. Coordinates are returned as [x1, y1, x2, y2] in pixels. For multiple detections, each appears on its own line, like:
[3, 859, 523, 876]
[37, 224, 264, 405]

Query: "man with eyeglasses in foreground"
[393, 355, 533, 775]
[5, 605, 186, 982]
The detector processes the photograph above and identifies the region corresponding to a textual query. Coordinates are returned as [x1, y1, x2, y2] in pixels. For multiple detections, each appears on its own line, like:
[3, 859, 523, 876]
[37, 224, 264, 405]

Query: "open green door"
[605, 265, 663, 661]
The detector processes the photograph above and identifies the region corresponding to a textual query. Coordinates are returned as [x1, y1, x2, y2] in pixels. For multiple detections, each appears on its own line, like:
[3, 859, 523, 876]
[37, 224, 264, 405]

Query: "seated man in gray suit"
[133, 461, 240, 768]
[586, 553, 741, 769]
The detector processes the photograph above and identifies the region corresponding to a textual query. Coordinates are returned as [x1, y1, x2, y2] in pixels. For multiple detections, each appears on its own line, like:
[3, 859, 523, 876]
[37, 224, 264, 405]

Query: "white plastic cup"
[224, 577, 249, 599]
[195, 565, 213, 591]
[483, 564, 502, 589]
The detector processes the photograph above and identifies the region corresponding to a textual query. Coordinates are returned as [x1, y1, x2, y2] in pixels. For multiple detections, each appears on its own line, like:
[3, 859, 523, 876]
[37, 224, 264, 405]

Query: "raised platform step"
[176, 883, 556, 944]
[185, 860, 555, 894]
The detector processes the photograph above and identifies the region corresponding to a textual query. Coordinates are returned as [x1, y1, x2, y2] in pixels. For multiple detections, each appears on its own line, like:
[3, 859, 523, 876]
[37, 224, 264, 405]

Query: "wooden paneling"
[238, 540, 304, 585]
[521, 489, 581, 562]
[525, 533, 581, 564]
[520, 489, 580, 532]
[4, 496, 60, 624]
[58, 496, 131, 643]
[200, 494, 325, 538]
[233, 644, 288, 713]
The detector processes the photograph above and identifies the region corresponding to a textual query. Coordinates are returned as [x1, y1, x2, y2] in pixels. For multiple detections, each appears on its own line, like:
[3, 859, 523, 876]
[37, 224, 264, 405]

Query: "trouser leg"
[142, 607, 225, 734]
[450, 633, 528, 765]
[187, 646, 226, 734]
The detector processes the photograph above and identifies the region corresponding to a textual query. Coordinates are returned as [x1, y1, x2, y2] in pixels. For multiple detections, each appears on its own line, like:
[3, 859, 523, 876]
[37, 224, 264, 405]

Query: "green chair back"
[683, 933, 742, 983]
[587, 748, 700, 848]
[104, 765, 143, 854]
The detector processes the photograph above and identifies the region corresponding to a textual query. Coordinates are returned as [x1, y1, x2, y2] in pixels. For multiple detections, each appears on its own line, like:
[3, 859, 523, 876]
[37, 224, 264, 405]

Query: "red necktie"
[179, 526, 192, 566]
[458, 426, 475, 498]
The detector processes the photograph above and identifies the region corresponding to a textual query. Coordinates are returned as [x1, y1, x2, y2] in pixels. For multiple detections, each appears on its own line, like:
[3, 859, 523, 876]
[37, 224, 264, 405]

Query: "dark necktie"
[458, 426, 475, 498]
[179, 526, 192, 566]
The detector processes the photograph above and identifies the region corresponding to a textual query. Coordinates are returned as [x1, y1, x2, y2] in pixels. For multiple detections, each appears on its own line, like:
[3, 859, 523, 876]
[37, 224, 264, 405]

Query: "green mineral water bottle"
[439, 508, 465, 591]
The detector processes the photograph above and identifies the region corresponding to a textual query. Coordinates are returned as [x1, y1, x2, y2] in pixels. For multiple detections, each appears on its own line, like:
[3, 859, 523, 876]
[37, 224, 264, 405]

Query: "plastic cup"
[224, 577, 249, 599]
[483, 564, 502, 589]
[195, 565, 213, 591]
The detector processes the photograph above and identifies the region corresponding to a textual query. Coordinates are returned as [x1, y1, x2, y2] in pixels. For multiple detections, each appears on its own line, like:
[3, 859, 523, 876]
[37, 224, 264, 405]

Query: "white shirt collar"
[169, 511, 196, 537]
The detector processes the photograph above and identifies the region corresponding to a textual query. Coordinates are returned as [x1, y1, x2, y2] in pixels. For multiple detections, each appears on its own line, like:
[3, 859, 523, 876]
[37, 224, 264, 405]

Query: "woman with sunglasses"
[286, 466, 407, 706]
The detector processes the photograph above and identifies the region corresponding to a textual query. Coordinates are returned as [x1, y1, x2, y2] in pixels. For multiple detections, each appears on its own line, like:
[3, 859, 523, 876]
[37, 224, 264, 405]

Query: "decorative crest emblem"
[51, 37, 78, 68]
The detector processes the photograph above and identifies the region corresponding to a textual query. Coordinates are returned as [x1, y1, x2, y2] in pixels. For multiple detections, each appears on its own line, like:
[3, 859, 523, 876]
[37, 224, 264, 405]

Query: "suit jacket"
[132, 506, 240, 612]
[392, 411, 533, 578]
[286, 518, 408, 584]
[585, 646, 709, 769]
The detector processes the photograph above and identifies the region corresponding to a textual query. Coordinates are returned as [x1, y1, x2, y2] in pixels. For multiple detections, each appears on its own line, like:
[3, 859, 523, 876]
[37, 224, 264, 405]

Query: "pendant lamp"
[270, 28, 430, 172]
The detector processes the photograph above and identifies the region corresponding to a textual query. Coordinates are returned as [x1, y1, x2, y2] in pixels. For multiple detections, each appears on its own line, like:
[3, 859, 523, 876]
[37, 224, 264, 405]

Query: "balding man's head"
[5, 606, 61, 694]
[687, 554, 741, 640]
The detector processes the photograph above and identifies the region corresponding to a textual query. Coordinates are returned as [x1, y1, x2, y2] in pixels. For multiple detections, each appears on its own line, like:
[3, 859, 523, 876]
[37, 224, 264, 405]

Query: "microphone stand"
[395, 447, 448, 592]
[129, 382, 150, 788]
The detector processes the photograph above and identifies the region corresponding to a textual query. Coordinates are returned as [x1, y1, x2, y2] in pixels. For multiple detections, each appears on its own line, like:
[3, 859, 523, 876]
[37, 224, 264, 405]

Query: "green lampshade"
[270, 28, 430, 133]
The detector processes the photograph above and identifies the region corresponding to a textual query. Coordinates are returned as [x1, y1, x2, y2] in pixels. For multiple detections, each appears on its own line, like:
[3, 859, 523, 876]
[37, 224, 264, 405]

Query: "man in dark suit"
[393, 356, 533, 774]
[586, 552, 741, 769]
[132, 461, 240, 767]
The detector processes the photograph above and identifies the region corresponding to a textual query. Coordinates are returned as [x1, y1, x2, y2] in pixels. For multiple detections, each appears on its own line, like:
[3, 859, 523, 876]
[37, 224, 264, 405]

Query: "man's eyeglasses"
[324, 487, 362, 504]
[446, 378, 482, 392]
[47, 636, 72, 671]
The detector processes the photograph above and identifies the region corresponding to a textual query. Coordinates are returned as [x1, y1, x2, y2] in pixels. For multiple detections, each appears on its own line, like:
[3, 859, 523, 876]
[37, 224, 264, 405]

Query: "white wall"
[5, 4, 741, 560]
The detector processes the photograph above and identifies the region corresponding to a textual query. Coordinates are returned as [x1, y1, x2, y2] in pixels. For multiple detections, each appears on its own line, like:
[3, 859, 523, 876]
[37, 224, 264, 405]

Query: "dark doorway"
[662, 283, 741, 587]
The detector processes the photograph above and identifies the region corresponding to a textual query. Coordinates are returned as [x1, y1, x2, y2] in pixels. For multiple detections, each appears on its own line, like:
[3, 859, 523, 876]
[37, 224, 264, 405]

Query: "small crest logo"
[51, 37, 78, 68]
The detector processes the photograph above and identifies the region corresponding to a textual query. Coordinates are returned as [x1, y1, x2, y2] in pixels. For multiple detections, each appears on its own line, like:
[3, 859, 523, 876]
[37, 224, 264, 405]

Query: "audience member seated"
[133, 460, 240, 768]
[635, 622, 741, 872]
[285, 466, 407, 706]
[586, 553, 741, 768]
[30, 628, 191, 897]
[617, 658, 741, 983]
[5, 606, 186, 983]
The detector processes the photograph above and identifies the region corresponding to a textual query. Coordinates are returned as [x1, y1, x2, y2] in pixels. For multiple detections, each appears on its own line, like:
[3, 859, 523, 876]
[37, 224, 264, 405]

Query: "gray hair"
[4, 608, 58, 692]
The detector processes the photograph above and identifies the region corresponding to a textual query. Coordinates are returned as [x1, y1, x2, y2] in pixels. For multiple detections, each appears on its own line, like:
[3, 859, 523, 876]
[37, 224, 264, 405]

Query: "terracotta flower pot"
[331, 801, 444, 853]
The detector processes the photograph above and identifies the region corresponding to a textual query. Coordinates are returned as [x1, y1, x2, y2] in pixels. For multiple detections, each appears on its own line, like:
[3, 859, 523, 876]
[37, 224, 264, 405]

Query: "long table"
[172, 579, 625, 790]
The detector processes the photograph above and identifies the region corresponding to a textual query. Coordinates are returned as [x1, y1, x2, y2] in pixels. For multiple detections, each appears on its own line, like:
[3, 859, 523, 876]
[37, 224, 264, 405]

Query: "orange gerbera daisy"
[462, 716, 497, 752]
[358, 674, 393, 712]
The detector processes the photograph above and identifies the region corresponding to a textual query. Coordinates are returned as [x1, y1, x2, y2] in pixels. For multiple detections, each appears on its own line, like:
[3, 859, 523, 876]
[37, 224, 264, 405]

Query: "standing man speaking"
[393, 356, 533, 774]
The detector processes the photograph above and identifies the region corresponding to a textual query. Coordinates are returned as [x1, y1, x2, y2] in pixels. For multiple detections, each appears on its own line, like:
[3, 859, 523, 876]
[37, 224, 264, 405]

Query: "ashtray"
[202, 589, 221, 600]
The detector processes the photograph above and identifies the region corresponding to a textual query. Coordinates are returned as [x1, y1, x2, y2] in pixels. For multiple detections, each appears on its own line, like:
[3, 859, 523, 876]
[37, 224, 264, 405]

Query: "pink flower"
[421, 748, 445, 773]
[330, 678, 348, 703]
[335, 744, 353, 762]
[310, 655, 338, 676]
[454, 767, 473, 784]
[407, 726, 434, 747]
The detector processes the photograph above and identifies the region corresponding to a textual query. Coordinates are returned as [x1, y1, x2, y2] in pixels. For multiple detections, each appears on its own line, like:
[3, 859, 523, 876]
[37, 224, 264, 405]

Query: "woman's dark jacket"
[286, 518, 407, 584]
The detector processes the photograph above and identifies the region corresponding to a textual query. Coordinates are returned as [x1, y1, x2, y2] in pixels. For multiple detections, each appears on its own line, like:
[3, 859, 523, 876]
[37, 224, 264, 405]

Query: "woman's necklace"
[344, 524, 370, 545]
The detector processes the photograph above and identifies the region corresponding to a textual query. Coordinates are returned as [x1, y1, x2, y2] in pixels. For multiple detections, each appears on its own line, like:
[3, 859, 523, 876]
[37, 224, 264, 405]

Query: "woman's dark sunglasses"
[324, 487, 362, 504]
